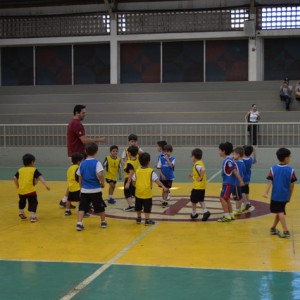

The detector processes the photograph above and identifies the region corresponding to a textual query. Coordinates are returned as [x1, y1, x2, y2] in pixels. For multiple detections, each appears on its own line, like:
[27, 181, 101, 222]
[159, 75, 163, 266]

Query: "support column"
[248, 38, 257, 81]
[110, 19, 118, 84]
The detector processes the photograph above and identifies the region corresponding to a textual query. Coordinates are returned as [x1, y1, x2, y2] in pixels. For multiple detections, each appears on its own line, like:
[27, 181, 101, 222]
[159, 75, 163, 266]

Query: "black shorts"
[241, 184, 249, 194]
[124, 178, 135, 199]
[106, 179, 117, 184]
[270, 200, 287, 214]
[68, 190, 80, 202]
[19, 193, 38, 212]
[79, 192, 106, 214]
[231, 186, 242, 201]
[161, 180, 173, 189]
[135, 197, 152, 213]
[190, 189, 205, 203]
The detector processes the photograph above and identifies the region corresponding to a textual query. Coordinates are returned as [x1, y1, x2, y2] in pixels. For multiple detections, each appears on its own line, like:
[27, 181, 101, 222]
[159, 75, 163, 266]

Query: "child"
[156, 140, 167, 161]
[13, 153, 50, 222]
[103, 145, 122, 204]
[242, 145, 257, 211]
[232, 147, 246, 216]
[218, 142, 244, 222]
[263, 148, 297, 238]
[157, 144, 175, 208]
[132, 152, 167, 225]
[188, 148, 211, 221]
[76, 142, 107, 231]
[65, 152, 84, 216]
[121, 134, 143, 166]
[123, 145, 140, 212]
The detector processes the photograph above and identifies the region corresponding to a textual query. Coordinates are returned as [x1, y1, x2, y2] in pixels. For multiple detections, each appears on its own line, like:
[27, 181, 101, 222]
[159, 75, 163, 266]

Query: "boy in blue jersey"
[242, 145, 257, 211]
[218, 142, 244, 222]
[157, 140, 167, 161]
[76, 142, 107, 231]
[157, 144, 175, 208]
[232, 147, 246, 216]
[263, 148, 297, 238]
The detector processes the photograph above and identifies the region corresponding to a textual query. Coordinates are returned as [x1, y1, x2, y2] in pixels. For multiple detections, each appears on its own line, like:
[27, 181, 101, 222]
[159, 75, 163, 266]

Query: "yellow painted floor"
[0, 180, 299, 273]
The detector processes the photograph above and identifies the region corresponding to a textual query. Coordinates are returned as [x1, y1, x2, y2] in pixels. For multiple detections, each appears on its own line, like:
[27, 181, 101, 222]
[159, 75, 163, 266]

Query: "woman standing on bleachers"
[244, 104, 260, 146]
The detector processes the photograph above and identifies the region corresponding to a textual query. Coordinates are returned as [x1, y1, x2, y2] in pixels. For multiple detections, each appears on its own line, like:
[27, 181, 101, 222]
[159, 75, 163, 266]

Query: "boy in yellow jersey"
[132, 152, 168, 225]
[65, 152, 84, 216]
[123, 145, 140, 212]
[188, 148, 211, 221]
[121, 134, 143, 166]
[103, 145, 122, 204]
[13, 153, 50, 222]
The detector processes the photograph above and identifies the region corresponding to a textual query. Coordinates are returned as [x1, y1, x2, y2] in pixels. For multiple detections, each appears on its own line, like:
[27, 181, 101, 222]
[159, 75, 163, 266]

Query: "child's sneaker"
[19, 213, 27, 220]
[233, 210, 241, 216]
[65, 210, 72, 216]
[124, 206, 135, 212]
[162, 201, 169, 208]
[145, 219, 155, 226]
[83, 212, 90, 218]
[59, 200, 66, 208]
[136, 217, 142, 224]
[279, 231, 290, 238]
[202, 211, 211, 221]
[101, 221, 107, 229]
[76, 223, 84, 231]
[108, 198, 116, 204]
[217, 216, 231, 222]
[242, 203, 252, 212]
[30, 217, 38, 223]
[190, 213, 199, 219]
[270, 228, 280, 235]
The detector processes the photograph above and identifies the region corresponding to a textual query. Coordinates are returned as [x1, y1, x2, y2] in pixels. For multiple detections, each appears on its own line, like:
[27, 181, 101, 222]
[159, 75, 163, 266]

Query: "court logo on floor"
[104, 196, 270, 222]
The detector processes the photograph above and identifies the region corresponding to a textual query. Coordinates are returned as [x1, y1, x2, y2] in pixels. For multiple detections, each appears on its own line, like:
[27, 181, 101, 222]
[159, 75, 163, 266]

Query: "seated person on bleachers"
[295, 81, 300, 101]
[279, 81, 292, 111]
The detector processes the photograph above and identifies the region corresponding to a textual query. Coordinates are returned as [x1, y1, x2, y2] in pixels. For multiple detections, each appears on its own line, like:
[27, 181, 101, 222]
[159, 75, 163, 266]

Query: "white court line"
[207, 169, 221, 183]
[60, 223, 158, 300]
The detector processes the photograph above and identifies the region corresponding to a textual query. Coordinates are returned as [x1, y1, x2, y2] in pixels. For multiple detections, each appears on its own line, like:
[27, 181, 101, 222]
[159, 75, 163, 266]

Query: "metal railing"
[0, 123, 299, 148]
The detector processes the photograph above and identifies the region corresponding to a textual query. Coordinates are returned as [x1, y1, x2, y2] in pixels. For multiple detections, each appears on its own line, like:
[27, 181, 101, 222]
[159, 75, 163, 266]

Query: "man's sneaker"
[145, 219, 155, 226]
[124, 206, 135, 212]
[83, 212, 90, 218]
[190, 213, 199, 219]
[59, 200, 66, 208]
[202, 211, 211, 221]
[65, 210, 72, 216]
[217, 216, 231, 222]
[108, 198, 116, 204]
[30, 217, 38, 223]
[270, 228, 280, 235]
[101, 221, 108, 229]
[19, 213, 27, 220]
[162, 201, 169, 208]
[136, 217, 142, 224]
[76, 223, 84, 231]
[279, 231, 290, 238]
[233, 210, 242, 216]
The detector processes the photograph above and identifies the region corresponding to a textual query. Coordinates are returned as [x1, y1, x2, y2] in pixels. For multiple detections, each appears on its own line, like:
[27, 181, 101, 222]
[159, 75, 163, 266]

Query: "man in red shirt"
[60, 104, 106, 208]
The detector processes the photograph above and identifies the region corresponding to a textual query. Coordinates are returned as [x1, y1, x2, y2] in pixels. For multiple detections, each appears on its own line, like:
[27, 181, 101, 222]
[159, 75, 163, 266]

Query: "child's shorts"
[106, 179, 117, 184]
[231, 186, 242, 201]
[135, 197, 152, 213]
[124, 178, 135, 198]
[220, 184, 234, 200]
[270, 200, 287, 214]
[161, 180, 173, 189]
[241, 183, 249, 194]
[190, 189, 205, 203]
[68, 190, 80, 202]
[79, 192, 106, 213]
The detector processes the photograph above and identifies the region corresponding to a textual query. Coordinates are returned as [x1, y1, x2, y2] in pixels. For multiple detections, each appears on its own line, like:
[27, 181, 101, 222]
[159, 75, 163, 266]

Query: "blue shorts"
[220, 184, 233, 200]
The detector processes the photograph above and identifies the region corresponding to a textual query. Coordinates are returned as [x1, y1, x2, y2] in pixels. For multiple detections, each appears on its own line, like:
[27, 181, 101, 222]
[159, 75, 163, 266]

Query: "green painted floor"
[1, 261, 300, 300]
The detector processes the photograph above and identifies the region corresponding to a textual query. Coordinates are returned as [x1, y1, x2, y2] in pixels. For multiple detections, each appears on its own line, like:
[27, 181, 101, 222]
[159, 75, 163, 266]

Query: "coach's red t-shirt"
[67, 118, 85, 156]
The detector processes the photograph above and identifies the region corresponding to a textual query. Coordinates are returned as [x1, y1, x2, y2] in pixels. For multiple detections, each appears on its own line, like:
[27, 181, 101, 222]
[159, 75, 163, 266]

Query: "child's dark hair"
[127, 145, 139, 157]
[22, 153, 35, 166]
[139, 152, 151, 167]
[276, 147, 291, 162]
[164, 144, 173, 153]
[233, 147, 244, 157]
[219, 142, 233, 155]
[85, 142, 98, 156]
[110, 145, 119, 152]
[243, 145, 254, 157]
[71, 152, 84, 164]
[157, 140, 167, 149]
[128, 134, 138, 141]
[73, 104, 86, 116]
[191, 148, 202, 160]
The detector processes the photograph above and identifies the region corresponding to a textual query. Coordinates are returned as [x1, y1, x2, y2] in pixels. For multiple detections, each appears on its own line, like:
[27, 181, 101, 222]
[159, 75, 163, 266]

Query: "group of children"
[13, 134, 297, 238]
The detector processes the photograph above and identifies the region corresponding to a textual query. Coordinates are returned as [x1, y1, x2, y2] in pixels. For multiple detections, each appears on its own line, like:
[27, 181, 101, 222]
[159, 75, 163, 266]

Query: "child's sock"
[62, 196, 68, 203]
[109, 195, 113, 199]
[192, 210, 197, 216]
[19, 209, 24, 214]
[31, 212, 36, 218]
[203, 208, 208, 213]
